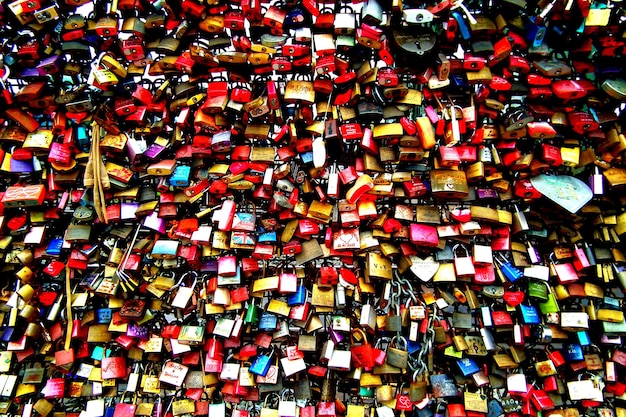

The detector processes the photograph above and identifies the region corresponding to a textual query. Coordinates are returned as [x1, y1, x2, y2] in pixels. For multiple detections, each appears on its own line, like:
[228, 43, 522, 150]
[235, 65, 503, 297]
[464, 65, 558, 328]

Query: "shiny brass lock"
[365, 252, 392, 280]
[17, 283, 35, 301]
[172, 398, 196, 416]
[466, 161, 485, 182]
[284, 80, 315, 104]
[410, 372, 428, 401]
[376, 384, 393, 402]
[16, 266, 34, 282]
[430, 169, 469, 198]
[386, 309, 402, 333]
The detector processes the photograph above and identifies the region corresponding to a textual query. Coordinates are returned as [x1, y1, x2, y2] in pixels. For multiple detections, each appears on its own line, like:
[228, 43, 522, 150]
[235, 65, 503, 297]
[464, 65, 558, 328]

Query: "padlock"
[453, 244, 476, 277]
[494, 254, 524, 283]
[386, 336, 409, 369]
[549, 254, 579, 284]
[386, 303, 403, 332]
[472, 237, 493, 265]
[250, 346, 274, 377]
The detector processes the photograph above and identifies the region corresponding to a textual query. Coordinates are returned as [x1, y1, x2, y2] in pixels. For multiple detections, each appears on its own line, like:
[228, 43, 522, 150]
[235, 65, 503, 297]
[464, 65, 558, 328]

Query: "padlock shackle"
[350, 327, 368, 345]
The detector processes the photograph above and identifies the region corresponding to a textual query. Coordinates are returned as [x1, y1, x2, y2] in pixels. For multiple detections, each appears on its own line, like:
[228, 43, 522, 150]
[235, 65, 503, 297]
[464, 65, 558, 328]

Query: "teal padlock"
[360, 387, 375, 397]
[169, 165, 191, 186]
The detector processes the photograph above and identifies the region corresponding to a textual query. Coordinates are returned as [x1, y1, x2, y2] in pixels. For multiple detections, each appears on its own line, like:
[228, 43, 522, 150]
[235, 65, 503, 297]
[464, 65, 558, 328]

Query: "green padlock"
[538, 292, 560, 315]
[528, 281, 548, 301]
[244, 301, 261, 324]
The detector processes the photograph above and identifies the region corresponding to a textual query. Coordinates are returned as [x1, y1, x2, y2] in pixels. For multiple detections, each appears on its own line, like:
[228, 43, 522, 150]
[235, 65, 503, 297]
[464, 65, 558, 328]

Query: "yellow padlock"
[17, 283, 35, 301]
[15, 266, 34, 283]
[92, 68, 119, 87]
[560, 146, 580, 167]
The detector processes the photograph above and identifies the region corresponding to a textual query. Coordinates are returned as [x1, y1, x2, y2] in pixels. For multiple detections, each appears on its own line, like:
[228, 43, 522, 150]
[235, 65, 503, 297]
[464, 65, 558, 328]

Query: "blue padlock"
[91, 345, 111, 361]
[46, 238, 64, 256]
[487, 399, 505, 417]
[258, 231, 277, 243]
[287, 286, 307, 306]
[496, 254, 524, 283]
[577, 330, 591, 346]
[562, 343, 584, 362]
[451, 10, 471, 40]
[104, 403, 116, 417]
[433, 401, 448, 417]
[416, 406, 434, 417]
[524, 16, 546, 48]
[96, 308, 113, 324]
[250, 349, 273, 376]
[0, 327, 15, 342]
[407, 340, 421, 355]
[301, 152, 314, 164]
[170, 165, 191, 187]
[456, 357, 480, 377]
[76, 125, 90, 152]
[258, 312, 278, 332]
[604, 296, 621, 310]
[285, 7, 309, 29]
[518, 304, 540, 325]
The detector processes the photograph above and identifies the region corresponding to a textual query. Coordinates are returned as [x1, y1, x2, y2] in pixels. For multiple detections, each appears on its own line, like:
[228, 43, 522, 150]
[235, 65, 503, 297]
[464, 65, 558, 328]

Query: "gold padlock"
[17, 284, 35, 301]
[466, 161, 485, 182]
[284, 80, 315, 104]
[19, 304, 39, 321]
[430, 169, 469, 198]
[16, 266, 34, 283]
[92, 68, 119, 87]
[24, 322, 42, 338]
[199, 15, 225, 33]
[16, 249, 33, 265]
[376, 384, 394, 402]
[365, 252, 392, 280]
[172, 399, 195, 416]
[410, 373, 428, 401]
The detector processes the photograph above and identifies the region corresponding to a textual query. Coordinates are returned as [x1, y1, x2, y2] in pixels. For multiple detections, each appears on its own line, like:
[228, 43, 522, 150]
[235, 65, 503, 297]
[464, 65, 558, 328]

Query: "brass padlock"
[410, 372, 428, 402]
[172, 397, 196, 416]
[386, 336, 409, 369]
[376, 384, 393, 402]
[284, 80, 315, 104]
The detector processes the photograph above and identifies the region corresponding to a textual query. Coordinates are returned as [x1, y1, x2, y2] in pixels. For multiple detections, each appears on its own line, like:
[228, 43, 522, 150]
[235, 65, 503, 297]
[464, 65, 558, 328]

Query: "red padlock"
[541, 143, 563, 166]
[514, 179, 542, 199]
